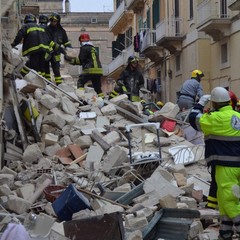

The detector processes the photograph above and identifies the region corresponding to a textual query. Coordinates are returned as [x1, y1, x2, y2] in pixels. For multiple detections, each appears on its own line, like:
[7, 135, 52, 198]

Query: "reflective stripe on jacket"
[194, 105, 240, 167]
[12, 23, 49, 56]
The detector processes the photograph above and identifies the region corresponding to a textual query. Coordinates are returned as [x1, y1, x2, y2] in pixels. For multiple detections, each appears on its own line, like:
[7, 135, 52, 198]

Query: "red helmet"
[79, 33, 90, 42]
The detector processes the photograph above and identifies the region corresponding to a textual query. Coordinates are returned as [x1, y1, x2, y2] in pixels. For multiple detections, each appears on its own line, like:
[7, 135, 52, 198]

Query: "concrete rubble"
[0, 41, 222, 240]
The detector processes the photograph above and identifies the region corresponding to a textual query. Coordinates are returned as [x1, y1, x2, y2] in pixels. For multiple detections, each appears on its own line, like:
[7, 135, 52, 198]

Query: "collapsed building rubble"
[0, 40, 222, 240]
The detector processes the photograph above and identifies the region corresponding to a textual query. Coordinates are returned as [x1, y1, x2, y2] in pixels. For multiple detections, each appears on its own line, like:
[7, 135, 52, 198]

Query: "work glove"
[198, 94, 211, 107]
[64, 55, 74, 62]
[59, 47, 66, 55]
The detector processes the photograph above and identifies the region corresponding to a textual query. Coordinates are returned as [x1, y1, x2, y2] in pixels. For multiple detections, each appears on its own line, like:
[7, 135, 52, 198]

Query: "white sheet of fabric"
[0, 223, 30, 240]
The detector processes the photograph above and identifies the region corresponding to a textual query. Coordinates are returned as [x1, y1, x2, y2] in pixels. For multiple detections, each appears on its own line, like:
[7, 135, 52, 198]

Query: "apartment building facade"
[108, 0, 240, 103]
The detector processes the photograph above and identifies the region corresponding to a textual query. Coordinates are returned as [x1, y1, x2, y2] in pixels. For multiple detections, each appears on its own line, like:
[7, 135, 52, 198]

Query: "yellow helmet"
[156, 101, 164, 107]
[191, 69, 204, 78]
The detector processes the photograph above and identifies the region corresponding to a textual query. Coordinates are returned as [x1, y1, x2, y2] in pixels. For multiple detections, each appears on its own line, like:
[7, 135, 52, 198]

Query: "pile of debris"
[0, 40, 221, 240]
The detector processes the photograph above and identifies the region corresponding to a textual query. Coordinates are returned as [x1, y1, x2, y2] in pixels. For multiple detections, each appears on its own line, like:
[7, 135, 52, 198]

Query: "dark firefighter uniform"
[70, 34, 103, 96]
[11, 14, 49, 77]
[114, 56, 144, 102]
[45, 13, 72, 85]
[189, 98, 240, 240]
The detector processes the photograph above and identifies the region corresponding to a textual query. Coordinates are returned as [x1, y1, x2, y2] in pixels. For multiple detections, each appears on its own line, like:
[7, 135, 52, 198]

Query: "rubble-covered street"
[0, 40, 224, 240]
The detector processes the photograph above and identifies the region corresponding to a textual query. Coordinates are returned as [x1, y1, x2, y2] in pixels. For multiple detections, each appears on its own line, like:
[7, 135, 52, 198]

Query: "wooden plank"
[90, 129, 111, 151]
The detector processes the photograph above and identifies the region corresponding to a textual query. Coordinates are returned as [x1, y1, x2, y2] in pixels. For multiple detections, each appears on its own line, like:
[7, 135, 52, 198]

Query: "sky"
[70, 0, 114, 12]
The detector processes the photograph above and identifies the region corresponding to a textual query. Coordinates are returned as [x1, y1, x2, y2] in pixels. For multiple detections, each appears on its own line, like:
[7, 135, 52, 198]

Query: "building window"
[221, 43, 228, 64]
[176, 54, 181, 72]
[152, 0, 160, 28]
[189, 0, 193, 20]
[91, 18, 97, 23]
[220, 0, 228, 18]
[126, 27, 132, 48]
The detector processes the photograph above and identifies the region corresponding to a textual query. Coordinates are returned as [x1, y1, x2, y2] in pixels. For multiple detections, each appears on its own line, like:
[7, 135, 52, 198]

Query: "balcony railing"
[109, 1, 125, 30]
[108, 46, 134, 75]
[156, 17, 183, 42]
[197, 0, 232, 27]
[141, 30, 156, 52]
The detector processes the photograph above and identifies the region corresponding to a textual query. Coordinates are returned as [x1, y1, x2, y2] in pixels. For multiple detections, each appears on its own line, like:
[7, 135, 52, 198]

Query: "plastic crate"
[52, 184, 91, 221]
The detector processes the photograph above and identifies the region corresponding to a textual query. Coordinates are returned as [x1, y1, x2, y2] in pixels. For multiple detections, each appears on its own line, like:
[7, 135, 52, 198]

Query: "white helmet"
[210, 87, 230, 102]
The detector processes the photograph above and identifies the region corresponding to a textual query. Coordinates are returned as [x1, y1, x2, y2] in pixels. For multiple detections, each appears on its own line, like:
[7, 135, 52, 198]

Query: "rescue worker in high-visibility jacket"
[110, 56, 144, 102]
[45, 12, 72, 85]
[11, 14, 50, 77]
[189, 87, 240, 240]
[66, 33, 103, 97]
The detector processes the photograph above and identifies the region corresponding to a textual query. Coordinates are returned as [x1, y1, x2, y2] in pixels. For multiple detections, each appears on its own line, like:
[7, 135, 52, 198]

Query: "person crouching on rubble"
[177, 69, 204, 111]
[109, 56, 145, 102]
[189, 86, 240, 240]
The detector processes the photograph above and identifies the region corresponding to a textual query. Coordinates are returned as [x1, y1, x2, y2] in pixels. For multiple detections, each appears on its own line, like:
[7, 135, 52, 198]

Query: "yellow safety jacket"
[191, 105, 240, 167]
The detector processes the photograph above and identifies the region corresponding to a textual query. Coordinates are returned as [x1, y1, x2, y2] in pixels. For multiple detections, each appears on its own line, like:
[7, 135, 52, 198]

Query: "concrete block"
[23, 144, 43, 164]
[16, 183, 35, 200]
[179, 196, 197, 209]
[125, 214, 148, 231]
[174, 172, 187, 187]
[61, 96, 78, 115]
[43, 113, 66, 129]
[0, 184, 13, 196]
[6, 195, 31, 214]
[0, 174, 14, 188]
[109, 94, 128, 105]
[188, 220, 204, 240]
[101, 104, 117, 115]
[86, 143, 104, 170]
[74, 135, 93, 149]
[102, 131, 121, 145]
[159, 194, 177, 208]
[44, 133, 59, 146]
[40, 94, 60, 109]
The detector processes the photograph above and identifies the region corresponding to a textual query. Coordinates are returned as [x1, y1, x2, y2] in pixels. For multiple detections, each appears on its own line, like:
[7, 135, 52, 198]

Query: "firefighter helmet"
[49, 12, 61, 23]
[128, 56, 138, 64]
[79, 33, 90, 42]
[24, 14, 37, 24]
[210, 87, 230, 103]
[191, 69, 204, 78]
[156, 101, 164, 107]
[39, 14, 49, 24]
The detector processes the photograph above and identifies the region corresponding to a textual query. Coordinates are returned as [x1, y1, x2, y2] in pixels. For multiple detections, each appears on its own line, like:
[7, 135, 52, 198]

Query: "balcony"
[125, 0, 144, 13]
[197, 0, 232, 41]
[107, 46, 135, 79]
[156, 17, 184, 53]
[109, 1, 134, 35]
[228, 0, 240, 10]
[141, 30, 164, 62]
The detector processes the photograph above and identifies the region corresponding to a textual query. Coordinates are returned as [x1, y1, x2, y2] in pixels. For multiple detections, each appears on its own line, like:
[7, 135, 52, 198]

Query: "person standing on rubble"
[45, 12, 72, 85]
[11, 13, 50, 78]
[177, 69, 204, 111]
[65, 33, 104, 97]
[109, 56, 145, 102]
[189, 87, 240, 240]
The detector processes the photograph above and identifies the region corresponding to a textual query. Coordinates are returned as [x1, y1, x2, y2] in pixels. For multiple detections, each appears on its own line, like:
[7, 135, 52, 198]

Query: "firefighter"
[38, 14, 49, 26]
[66, 33, 103, 97]
[111, 56, 145, 102]
[45, 12, 72, 85]
[189, 87, 240, 240]
[177, 69, 204, 111]
[11, 13, 50, 77]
